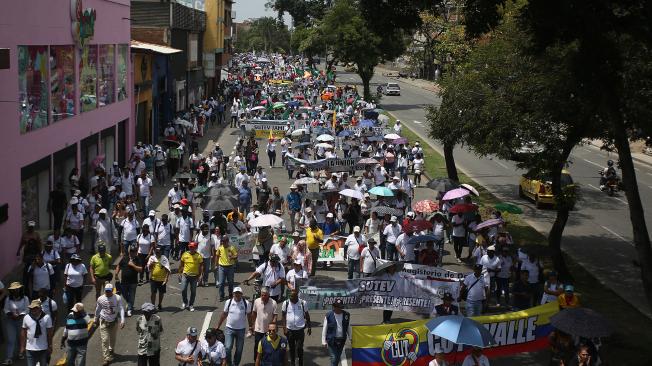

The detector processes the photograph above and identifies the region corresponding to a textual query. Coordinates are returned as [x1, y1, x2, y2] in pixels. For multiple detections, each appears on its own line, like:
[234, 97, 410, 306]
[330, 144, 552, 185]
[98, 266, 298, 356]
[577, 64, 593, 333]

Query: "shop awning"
[130, 40, 182, 55]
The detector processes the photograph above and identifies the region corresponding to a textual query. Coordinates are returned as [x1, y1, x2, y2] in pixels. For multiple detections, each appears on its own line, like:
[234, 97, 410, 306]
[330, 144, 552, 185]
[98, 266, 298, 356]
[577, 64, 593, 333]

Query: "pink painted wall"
[0, 0, 132, 278]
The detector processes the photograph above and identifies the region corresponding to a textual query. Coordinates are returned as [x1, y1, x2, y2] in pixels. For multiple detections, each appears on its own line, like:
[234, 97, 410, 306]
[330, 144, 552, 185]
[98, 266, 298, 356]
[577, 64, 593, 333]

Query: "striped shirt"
[63, 312, 90, 346]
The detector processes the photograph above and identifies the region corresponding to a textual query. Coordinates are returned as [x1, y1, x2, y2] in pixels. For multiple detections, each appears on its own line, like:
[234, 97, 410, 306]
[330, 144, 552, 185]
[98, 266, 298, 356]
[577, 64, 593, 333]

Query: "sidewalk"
[375, 65, 441, 94]
[584, 138, 652, 168]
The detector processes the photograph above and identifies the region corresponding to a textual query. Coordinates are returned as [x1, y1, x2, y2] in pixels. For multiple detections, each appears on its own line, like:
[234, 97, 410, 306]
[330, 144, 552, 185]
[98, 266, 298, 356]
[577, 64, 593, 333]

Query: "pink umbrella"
[475, 218, 504, 231]
[442, 187, 470, 201]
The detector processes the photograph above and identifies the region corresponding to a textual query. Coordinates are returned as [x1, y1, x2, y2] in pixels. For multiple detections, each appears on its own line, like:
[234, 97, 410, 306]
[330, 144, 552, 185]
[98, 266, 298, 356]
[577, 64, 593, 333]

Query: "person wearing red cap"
[178, 242, 203, 312]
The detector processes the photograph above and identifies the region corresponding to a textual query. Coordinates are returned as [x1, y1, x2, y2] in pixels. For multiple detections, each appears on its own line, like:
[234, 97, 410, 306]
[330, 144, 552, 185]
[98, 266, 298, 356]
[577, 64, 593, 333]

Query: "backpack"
[282, 299, 305, 315]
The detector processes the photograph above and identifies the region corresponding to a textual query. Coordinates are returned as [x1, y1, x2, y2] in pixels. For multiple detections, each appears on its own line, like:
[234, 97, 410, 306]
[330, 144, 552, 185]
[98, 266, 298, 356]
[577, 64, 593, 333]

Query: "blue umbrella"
[313, 127, 332, 135]
[407, 235, 439, 246]
[365, 136, 384, 142]
[368, 186, 395, 197]
[426, 315, 497, 348]
[338, 130, 354, 137]
[359, 119, 375, 128]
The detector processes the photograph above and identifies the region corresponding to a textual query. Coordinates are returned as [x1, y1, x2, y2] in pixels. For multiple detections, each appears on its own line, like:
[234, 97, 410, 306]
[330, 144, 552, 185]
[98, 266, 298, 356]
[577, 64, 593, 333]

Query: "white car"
[384, 82, 401, 96]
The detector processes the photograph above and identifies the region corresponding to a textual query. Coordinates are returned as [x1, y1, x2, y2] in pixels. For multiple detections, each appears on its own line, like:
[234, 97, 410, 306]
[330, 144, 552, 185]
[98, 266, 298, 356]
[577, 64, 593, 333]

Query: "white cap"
[99, 208, 108, 214]
[149, 210, 156, 216]
[27, 221, 36, 227]
[390, 215, 398, 222]
[233, 287, 243, 293]
[415, 170, 421, 174]
[261, 177, 268, 182]
[294, 259, 303, 265]
[487, 245, 496, 251]
[407, 211, 415, 218]
[70, 197, 79, 205]
[364, 193, 370, 197]
[305, 207, 313, 213]
[392, 176, 400, 180]
[326, 212, 334, 218]
[108, 186, 116, 192]
[353, 226, 361, 233]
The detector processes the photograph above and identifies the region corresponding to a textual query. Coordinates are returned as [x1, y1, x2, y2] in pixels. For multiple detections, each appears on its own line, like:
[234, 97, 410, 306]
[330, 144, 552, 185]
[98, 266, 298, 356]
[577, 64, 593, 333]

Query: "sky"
[233, 0, 292, 24]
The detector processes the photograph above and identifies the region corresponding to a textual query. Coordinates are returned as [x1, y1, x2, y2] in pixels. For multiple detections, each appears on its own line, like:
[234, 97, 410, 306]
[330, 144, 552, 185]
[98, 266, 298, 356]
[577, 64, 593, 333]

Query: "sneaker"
[181, 302, 187, 310]
[2, 359, 13, 365]
[17, 354, 24, 361]
[127, 310, 132, 317]
[158, 304, 163, 311]
[189, 306, 195, 312]
[456, 257, 462, 263]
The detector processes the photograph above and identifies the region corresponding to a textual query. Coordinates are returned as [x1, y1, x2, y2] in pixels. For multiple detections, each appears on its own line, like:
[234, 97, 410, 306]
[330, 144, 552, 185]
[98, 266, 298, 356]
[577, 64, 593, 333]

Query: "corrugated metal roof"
[130, 40, 182, 55]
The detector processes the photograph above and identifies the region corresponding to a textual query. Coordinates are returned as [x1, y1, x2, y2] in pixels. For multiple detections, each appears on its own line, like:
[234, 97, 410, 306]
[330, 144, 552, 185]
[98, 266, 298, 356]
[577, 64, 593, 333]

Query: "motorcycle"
[599, 170, 621, 196]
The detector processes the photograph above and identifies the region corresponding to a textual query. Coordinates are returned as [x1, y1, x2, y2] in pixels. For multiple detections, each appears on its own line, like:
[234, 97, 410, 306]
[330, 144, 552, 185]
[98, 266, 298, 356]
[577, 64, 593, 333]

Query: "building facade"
[0, 0, 132, 277]
[203, 0, 234, 96]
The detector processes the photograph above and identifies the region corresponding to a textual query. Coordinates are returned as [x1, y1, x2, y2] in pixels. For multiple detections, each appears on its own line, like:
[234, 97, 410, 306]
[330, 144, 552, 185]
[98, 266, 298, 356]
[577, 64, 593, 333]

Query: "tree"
[265, 0, 329, 26]
[234, 17, 291, 53]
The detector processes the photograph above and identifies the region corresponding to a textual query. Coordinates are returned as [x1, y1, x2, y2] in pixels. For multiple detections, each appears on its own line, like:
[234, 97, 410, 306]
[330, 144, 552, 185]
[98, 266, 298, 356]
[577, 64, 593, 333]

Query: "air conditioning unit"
[231, 10, 236, 20]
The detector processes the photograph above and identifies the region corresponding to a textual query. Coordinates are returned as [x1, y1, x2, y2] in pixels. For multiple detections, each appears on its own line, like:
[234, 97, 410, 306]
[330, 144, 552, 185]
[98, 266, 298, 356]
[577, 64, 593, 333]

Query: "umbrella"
[377, 115, 390, 123]
[294, 95, 305, 100]
[427, 178, 459, 192]
[173, 171, 197, 180]
[449, 203, 478, 214]
[442, 188, 470, 201]
[461, 183, 480, 196]
[403, 220, 432, 233]
[368, 186, 395, 197]
[358, 158, 380, 165]
[315, 143, 334, 149]
[407, 234, 439, 246]
[316, 134, 335, 142]
[202, 196, 238, 211]
[303, 191, 324, 200]
[205, 185, 240, 196]
[161, 139, 180, 147]
[273, 102, 286, 109]
[364, 136, 384, 142]
[250, 106, 265, 111]
[294, 177, 319, 185]
[248, 214, 284, 228]
[191, 185, 209, 194]
[413, 200, 439, 214]
[426, 315, 497, 348]
[359, 119, 375, 128]
[393, 137, 408, 145]
[384, 133, 401, 140]
[494, 202, 523, 214]
[338, 130, 354, 137]
[474, 218, 504, 231]
[339, 189, 364, 200]
[363, 110, 379, 119]
[174, 118, 193, 128]
[550, 308, 614, 338]
[294, 142, 312, 149]
[370, 206, 403, 216]
[291, 129, 309, 137]
[372, 261, 404, 276]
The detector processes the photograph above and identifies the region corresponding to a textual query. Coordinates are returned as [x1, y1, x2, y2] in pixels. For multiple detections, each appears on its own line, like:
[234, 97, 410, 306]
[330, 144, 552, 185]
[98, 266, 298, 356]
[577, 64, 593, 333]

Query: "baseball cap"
[407, 212, 415, 218]
[390, 215, 398, 222]
[261, 177, 268, 182]
[392, 176, 400, 180]
[70, 197, 79, 205]
[353, 226, 361, 233]
[70, 254, 82, 261]
[72, 303, 85, 313]
[368, 238, 377, 244]
[564, 285, 575, 293]
[326, 212, 334, 218]
[233, 286, 243, 293]
[305, 207, 312, 213]
[290, 184, 298, 189]
[292, 231, 301, 237]
[487, 245, 496, 251]
[270, 254, 281, 262]
[364, 193, 370, 197]
[141, 302, 156, 312]
[108, 186, 116, 192]
[294, 259, 303, 265]
[27, 221, 36, 227]
[99, 208, 108, 214]
[356, 176, 362, 181]
[98, 244, 106, 252]
[187, 327, 199, 336]
[333, 298, 344, 308]
[188, 242, 198, 249]
[149, 210, 156, 216]
[104, 283, 114, 292]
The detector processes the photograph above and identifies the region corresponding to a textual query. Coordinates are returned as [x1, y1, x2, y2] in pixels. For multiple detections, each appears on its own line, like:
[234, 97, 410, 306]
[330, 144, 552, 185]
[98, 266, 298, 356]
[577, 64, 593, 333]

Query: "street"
[337, 69, 652, 318]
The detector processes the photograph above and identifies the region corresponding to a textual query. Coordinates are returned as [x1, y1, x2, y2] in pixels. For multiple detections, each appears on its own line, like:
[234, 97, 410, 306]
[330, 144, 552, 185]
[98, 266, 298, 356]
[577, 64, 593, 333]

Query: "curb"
[375, 67, 441, 94]
[584, 140, 652, 169]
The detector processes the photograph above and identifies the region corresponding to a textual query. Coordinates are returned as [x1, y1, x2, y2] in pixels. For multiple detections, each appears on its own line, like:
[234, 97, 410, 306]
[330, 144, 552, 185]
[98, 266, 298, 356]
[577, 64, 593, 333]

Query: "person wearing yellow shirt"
[226, 208, 245, 223]
[558, 285, 581, 309]
[215, 236, 238, 302]
[255, 323, 288, 366]
[89, 244, 113, 298]
[148, 246, 170, 310]
[305, 220, 323, 277]
[178, 242, 203, 311]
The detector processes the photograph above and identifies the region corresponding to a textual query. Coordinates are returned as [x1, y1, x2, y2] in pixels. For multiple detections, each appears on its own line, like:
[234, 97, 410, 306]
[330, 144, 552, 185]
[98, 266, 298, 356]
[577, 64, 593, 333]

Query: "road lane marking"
[615, 197, 629, 205]
[413, 120, 423, 124]
[587, 184, 601, 191]
[199, 311, 214, 341]
[647, 172, 652, 176]
[587, 184, 629, 204]
[493, 160, 510, 170]
[600, 225, 631, 244]
[583, 158, 603, 168]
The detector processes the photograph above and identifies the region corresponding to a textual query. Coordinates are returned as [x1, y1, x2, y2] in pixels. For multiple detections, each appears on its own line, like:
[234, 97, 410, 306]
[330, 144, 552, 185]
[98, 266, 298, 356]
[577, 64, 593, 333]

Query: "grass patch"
[384, 111, 652, 365]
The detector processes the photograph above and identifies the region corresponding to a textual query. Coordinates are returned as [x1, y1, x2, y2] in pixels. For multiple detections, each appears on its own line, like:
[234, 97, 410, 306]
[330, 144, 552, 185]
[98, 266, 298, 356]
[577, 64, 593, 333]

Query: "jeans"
[4, 318, 21, 360]
[386, 242, 397, 261]
[287, 329, 305, 366]
[140, 195, 150, 217]
[268, 151, 276, 167]
[466, 299, 483, 317]
[327, 340, 345, 366]
[452, 236, 466, 259]
[201, 258, 212, 285]
[225, 327, 245, 366]
[496, 277, 510, 305]
[137, 352, 160, 366]
[121, 283, 137, 311]
[181, 274, 198, 306]
[26, 350, 48, 366]
[123, 239, 136, 254]
[287, 169, 294, 180]
[66, 343, 87, 366]
[159, 245, 171, 259]
[218, 265, 235, 299]
[309, 248, 320, 276]
[347, 259, 360, 280]
[138, 253, 149, 282]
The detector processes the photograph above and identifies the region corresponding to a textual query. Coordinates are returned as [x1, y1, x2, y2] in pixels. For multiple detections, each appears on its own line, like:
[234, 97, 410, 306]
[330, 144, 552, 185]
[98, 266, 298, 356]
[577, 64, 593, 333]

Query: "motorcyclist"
[600, 160, 618, 190]
[376, 85, 383, 95]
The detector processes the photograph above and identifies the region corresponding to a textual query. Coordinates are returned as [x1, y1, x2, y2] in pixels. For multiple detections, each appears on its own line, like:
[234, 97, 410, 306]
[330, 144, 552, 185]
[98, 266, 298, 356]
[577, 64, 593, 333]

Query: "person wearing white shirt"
[373, 165, 387, 186]
[323, 174, 338, 190]
[155, 214, 174, 258]
[215, 288, 253, 366]
[344, 227, 366, 279]
[234, 168, 249, 190]
[266, 139, 277, 168]
[313, 201, 329, 225]
[121, 210, 140, 251]
[285, 261, 308, 292]
[167, 185, 182, 209]
[364, 211, 380, 238]
[194, 224, 218, 286]
[27, 254, 54, 297]
[479, 246, 501, 303]
[200, 328, 227, 366]
[353, 178, 367, 194]
[460, 265, 487, 317]
[270, 239, 291, 266]
[461, 348, 491, 366]
[121, 170, 135, 197]
[175, 327, 201, 366]
[20, 300, 53, 366]
[175, 211, 195, 254]
[321, 300, 351, 366]
[136, 172, 153, 216]
[382, 216, 402, 261]
[93, 284, 125, 364]
[496, 247, 513, 306]
[95, 209, 114, 254]
[244, 257, 286, 301]
[360, 239, 381, 276]
[281, 290, 311, 366]
[395, 231, 417, 263]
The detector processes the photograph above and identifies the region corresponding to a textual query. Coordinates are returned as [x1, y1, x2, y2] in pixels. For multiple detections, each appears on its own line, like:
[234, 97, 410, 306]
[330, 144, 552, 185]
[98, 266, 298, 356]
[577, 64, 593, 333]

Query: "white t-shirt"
[167, 188, 182, 203]
[64, 263, 88, 288]
[497, 256, 513, 279]
[224, 298, 252, 330]
[201, 340, 226, 364]
[61, 235, 80, 254]
[345, 234, 365, 260]
[3, 296, 29, 316]
[365, 218, 380, 236]
[176, 217, 195, 242]
[175, 338, 201, 366]
[156, 222, 174, 246]
[461, 354, 490, 366]
[463, 274, 486, 301]
[433, 222, 446, 240]
[121, 218, 140, 241]
[396, 233, 416, 262]
[451, 215, 466, 237]
[255, 262, 286, 297]
[121, 173, 134, 195]
[282, 299, 308, 330]
[360, 246, 381, 274]
[480, 255, 501, 280]
[383, 224, 401, 244]
[285, 269, 308, 289]
[137, 177, 153, 197]
[40, 297, 58, 318]
[137, 233, 154, 255]
[196, 232, 218, 259]
[29, 263, 55, 291]
[520, 260, 541, 284]
[270, 244, 291, 264]
[22, 313, 53, 351]
[413, 158, 424, 171]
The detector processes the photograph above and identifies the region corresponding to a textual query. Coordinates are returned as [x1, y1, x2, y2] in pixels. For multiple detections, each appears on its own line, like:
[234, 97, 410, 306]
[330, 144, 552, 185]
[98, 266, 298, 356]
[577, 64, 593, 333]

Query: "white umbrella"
[339, 188, 364, 200]
[250, 106, 265, 111]
[316, 134, 335, 142]
[315, 143, 334, 149]
[294, 177, 319, 185]
[291, 129, 309, 137]
[461, 183, 480, 196]
[378, 115, 390, 123]
[248, 214, 284, 227]
[174, 118, 193, 128]
[384, 133, 401, 140]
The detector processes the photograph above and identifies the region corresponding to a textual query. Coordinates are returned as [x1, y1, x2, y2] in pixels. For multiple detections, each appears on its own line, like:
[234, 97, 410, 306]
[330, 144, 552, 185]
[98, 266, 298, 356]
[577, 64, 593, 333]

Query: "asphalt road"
[336, 69, 652, 317]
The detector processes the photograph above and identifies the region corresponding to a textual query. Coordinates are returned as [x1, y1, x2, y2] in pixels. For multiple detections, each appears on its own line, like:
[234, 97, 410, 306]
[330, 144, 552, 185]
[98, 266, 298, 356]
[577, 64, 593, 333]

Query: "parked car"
[384, 82, 401, 96]
[519, 169, 577, 209]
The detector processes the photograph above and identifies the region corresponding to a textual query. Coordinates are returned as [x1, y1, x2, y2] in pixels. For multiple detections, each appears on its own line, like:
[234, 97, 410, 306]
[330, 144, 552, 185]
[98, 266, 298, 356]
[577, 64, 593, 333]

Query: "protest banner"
[378, 261, 466, 281]
[287, 156, 366, 172]
[351, 301, 559, 366]
[243, 119, 288, 139]
[298, 272, 461, 313]
[228, 232, 256, 262]
[318, 236, 346, 262]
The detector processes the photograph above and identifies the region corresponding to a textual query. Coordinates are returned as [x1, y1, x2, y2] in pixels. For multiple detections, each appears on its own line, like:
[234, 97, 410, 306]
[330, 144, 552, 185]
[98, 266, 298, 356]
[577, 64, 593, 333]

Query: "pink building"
[0, 0, 132, 278]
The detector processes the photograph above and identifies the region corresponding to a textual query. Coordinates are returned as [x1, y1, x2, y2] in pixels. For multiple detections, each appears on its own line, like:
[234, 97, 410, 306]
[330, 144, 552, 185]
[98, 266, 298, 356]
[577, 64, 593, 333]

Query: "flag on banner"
[268, 128, 274, 140]
[332, 106, 337, 130]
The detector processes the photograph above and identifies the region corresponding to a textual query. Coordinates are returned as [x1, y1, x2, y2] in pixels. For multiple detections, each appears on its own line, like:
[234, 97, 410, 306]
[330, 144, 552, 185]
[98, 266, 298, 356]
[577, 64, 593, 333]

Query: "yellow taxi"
[518, 169, 576, 208]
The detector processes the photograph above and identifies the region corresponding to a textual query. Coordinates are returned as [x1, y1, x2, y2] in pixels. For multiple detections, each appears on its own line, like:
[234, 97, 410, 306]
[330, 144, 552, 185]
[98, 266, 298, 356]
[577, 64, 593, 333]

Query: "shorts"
[150, 280, 167, 294]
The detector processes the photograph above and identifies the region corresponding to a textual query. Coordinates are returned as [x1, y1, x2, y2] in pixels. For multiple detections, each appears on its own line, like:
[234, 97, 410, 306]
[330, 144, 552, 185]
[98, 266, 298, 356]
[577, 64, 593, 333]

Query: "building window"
[189, 33, 198, 68]
[99, 45, 115, 107]
[79, 44, 98, 112]
[18, 45, 49, 133]
[50, 45, 76, 123]
[117, 44, 128, 101]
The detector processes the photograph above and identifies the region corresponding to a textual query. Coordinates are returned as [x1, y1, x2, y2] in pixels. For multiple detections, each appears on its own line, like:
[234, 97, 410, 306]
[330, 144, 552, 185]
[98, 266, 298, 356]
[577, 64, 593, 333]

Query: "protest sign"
[351, 301, 559, 365]
[287, 156, 366, 172]
[227, 233, 256, 262]
[243, 119, 288, 139]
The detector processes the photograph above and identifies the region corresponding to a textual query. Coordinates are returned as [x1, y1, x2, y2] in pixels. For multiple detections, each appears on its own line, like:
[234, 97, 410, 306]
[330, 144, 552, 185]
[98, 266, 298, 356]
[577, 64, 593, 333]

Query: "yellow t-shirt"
[90, 254, 113, 277]
[257, 334, 281, 354]
[217, 245, 238, 267]
[150, 261, 169, 282]
[226, 212, 245, 222]
[181, 251, 203, 276]
[475, 236, 487, 246]
[305, 228, 323, 250]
